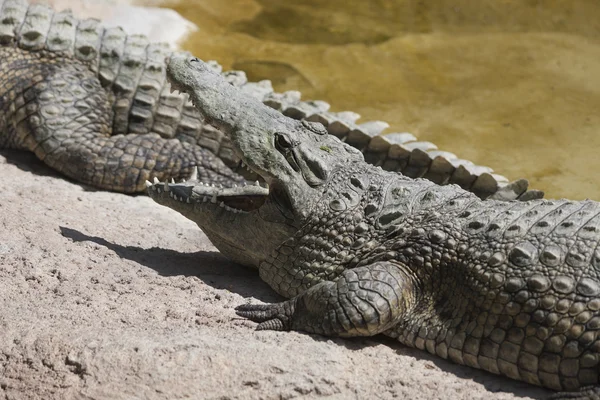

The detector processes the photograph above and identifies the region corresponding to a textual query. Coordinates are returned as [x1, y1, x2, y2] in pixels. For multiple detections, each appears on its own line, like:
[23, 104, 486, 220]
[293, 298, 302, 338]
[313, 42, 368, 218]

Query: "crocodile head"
[147, 54, 365, 267]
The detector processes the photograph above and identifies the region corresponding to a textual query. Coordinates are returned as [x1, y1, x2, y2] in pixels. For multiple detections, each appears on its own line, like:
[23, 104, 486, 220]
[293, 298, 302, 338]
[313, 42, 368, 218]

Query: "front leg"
[236, 261, 418, 337]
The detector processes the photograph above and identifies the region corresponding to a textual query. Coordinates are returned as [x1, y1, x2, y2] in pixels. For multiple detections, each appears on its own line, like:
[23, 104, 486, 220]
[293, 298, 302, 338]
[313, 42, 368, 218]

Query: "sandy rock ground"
[0, 156, 554, 400]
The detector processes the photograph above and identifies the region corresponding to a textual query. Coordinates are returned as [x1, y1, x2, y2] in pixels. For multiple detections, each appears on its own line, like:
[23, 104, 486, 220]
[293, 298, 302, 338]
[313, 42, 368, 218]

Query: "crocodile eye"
[275, 133, 294, 151]
[190, 57, 199, 63]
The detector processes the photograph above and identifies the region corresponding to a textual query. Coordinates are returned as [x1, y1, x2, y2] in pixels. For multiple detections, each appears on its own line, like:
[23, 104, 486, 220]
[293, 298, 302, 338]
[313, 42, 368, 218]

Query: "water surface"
[159, 0, 600, 200]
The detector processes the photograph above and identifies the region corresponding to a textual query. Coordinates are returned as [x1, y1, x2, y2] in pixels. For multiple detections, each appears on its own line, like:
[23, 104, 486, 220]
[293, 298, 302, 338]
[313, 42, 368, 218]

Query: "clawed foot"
[235, 301, 296, 331]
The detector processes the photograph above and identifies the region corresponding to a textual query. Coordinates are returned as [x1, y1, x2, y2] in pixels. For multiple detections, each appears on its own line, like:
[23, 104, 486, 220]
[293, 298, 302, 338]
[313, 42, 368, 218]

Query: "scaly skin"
[147, 55, 600, 398]
[0, 0, 540, 198]
[0, 0, 245, 192]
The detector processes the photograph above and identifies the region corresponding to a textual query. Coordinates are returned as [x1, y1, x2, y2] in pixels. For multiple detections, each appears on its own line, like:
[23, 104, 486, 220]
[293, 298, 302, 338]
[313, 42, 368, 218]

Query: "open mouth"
[156, 60, 295, 215]
[146, 165, 295, 216]
[145, 167, 269, 213]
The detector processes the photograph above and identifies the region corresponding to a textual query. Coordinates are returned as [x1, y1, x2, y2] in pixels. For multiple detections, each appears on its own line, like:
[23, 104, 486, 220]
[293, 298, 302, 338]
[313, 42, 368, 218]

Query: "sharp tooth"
[170, 192, 174, 198]
[203, 196, 208, 202]
[189, 167, 198, 181]
[170, 178, 175, 184]
[218, 184, 223, 188]
[173, 195, 179, 201]
[145, 180, 152, 188]
[153, 177, 160, 184]
[157, 188, 162, 194]
[211, 194, 217, 204]
[164, 182, 170, 192]
[255, 181, 260, 186]
[186, 198, 190, 203]
[233, 184, 237, 188]
[219, 201, 225, 208]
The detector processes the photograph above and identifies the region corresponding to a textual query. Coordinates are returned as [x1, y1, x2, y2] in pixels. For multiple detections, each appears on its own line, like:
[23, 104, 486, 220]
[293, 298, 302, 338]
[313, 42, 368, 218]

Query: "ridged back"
[0, 0, 183, 138]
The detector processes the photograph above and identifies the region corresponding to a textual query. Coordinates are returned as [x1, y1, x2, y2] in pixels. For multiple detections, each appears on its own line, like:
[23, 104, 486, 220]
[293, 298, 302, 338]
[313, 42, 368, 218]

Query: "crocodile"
[147, 54, 600, 399]
[0, 0, 540, 199]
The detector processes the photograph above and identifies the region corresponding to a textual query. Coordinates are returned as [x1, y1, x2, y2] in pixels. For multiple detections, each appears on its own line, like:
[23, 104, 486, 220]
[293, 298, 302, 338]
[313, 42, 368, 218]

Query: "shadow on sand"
[59, 226, 282, 303]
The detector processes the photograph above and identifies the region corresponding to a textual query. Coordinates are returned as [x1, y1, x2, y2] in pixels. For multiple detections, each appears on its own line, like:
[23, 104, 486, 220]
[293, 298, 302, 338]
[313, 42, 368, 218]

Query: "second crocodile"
[0, 0, 538, 199]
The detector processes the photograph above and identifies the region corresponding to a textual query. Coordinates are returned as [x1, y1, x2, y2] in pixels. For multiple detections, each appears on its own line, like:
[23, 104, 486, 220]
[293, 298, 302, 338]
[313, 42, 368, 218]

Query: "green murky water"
[160, 0, 600, 200]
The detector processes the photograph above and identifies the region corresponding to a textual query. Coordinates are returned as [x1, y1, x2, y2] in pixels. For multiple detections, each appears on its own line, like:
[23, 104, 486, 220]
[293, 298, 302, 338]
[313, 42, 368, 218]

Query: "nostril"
[190, 57, 199, 63]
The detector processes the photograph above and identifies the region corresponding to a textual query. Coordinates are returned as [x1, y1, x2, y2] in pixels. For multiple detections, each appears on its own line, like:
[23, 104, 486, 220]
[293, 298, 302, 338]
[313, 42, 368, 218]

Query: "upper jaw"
[164, 55, 305, 215]
[165, 54, 294, 183]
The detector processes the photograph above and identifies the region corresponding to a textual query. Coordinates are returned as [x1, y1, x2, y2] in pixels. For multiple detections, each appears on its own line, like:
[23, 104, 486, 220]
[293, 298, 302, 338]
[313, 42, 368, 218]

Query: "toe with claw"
[235, 301, 296, 331]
